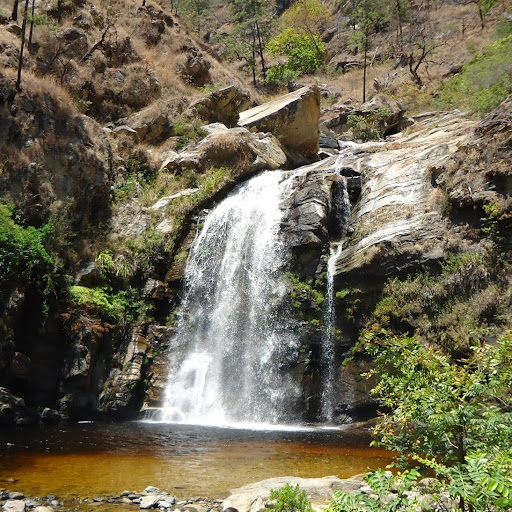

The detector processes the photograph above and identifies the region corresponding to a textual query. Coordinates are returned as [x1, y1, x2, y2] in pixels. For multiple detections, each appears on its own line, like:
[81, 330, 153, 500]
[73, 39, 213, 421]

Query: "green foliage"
[437, 35, 512, 114]
[0, 204, 56, 306]
[281, 0, 330, 37]
[269, 484, 314, 512]
[69, 285, 145, 324]
[371, 252, 510, 352]
[266, 28, 325, 82]
[179, 0, 211, 34]
[174, 118, 207, 151]
[481, 202, 505, 250]
[359, 327, 512, 465]
[347, 108, 394, 141]
[343, 327, 512, 512]
[327, 469, 422, 512]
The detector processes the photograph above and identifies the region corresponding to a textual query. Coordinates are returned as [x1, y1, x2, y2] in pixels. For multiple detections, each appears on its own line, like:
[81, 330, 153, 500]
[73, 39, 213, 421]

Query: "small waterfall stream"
[320, 174, 351, 421]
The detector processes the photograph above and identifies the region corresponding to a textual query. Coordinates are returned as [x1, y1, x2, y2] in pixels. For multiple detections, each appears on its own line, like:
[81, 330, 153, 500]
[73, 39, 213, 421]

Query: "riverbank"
[0, 486, 224, 512]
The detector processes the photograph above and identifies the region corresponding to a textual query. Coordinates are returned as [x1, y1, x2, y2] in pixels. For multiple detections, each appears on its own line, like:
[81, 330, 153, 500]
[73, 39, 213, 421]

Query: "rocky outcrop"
[177, 46, 211, 87]
[0, 387, 29, 425]
[321, 94, 408, 139]
[333, 112, 477, 279]
[159, 127, 287, 175]
[0, 72, 113, 230]
[122, 103, 174, 144]
[223, 476, 365, 512]
[188, 85, 251, 126]
[281, 158, 360, 275]
[238, 86, 320, 158]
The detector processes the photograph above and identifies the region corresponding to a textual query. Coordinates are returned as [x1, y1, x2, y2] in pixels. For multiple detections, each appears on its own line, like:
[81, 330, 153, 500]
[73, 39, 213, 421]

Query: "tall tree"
[344, 0, 391, 102]
[181, 0, 211, 36]
[16, 0, 30, 91]
[226, 0, 274, 85]
[282, 0, 330, 51]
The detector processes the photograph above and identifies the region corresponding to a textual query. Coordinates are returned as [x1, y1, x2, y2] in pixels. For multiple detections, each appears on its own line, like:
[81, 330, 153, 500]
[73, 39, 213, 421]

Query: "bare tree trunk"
[251, 33, 257, 86]
[12, 0, 18, 21]
[16, 0, 30, 91]
[28, 0, 35, 50]
[362, 37, 368, 103]
[255, 20, 266, 82]
[478, 4, 484, 29]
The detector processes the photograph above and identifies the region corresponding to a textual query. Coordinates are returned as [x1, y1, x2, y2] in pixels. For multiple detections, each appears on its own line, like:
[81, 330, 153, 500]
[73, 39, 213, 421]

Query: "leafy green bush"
[340, 327, 512, 512]
[69, 285, 144, 324]
[327, 469, 422, 512]
[269, 484, 314, 512]
[0, 204, 56, 305]
[266, 28, 325, 83]
[437, 35, 512, 114]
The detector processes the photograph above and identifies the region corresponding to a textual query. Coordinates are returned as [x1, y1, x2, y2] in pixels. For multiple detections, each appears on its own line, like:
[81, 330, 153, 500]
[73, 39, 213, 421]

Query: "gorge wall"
[0, 73, 510, 425]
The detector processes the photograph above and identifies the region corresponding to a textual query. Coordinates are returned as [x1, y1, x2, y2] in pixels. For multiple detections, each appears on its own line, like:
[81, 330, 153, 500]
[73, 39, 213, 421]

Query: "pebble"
[0, 485, 220, 512]
[7, 494, 24, 501]
[33, 507, 54, 512]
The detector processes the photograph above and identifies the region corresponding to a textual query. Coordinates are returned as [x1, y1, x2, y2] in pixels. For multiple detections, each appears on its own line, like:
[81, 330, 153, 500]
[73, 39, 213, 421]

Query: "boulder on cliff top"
[159, 127, 287, 175]
[122, 103, 174, 144]
[238, 86, 320, 159]
[223, 476, 365, 512]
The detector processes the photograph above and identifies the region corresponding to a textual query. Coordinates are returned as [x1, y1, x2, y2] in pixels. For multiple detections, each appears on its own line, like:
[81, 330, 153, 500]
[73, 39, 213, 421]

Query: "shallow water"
[0, 421, 393, 500]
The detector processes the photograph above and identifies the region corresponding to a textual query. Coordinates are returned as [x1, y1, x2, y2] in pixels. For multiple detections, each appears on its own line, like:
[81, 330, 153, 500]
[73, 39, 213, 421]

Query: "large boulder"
[222, 476, 365, 512]
[188, 85, 251, 126]
[177, 46, 211, 87]
[0, 387, 28, 425]
[238, 86, 320, 158]
[159, 127, 287, 175]
[321, 94, 408, 139]
[122, 103, 174, 144]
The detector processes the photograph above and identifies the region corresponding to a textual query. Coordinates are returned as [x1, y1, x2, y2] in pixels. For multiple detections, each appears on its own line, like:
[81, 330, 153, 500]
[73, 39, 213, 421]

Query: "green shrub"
[343, 327, 512, 512]
[269, 484, 314, 512]
[327, 469, 422, 512]
[0, 204, 56, 305]
[266, 28, 325, 83]
[437, 35, 512, 114]
[347, 108, 394, 141]
[69, 285, 144, 324]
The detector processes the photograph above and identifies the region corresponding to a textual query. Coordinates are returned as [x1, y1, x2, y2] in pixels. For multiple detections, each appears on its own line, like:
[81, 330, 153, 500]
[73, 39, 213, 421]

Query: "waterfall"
[320, 157, 352, 422]
[160, 171, 301, 427]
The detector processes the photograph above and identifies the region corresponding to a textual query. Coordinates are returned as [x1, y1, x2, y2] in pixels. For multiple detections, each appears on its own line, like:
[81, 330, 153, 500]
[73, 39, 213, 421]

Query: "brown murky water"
[0, 422, 393, 500]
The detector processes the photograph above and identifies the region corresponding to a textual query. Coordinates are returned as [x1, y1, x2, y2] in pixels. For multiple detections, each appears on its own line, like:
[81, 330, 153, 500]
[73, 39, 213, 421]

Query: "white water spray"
[160, 171, 301, 426]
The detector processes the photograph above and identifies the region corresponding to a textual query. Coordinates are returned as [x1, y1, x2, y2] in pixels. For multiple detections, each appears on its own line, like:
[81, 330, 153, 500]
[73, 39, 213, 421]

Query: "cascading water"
[160, 170, 302, 426]
[321, 172, 350, 422]
[159, 151, 356, 428]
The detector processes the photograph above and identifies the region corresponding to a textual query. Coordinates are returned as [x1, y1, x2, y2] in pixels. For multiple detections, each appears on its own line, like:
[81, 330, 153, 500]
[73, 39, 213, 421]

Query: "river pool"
[0, 421, 393, 501]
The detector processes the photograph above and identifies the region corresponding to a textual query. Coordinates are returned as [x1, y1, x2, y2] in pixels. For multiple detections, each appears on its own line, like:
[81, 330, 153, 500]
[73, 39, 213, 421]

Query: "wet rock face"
[238, 85, 321, 158]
